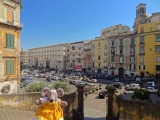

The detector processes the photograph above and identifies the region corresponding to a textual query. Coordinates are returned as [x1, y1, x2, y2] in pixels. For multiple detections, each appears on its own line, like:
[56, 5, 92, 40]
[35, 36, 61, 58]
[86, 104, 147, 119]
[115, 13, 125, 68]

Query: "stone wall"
[115, 95, 160, 120]
[0, 92, 78, 117]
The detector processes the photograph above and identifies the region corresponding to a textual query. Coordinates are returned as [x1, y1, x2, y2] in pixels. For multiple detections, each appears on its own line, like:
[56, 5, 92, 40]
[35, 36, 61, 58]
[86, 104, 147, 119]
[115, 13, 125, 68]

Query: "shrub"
[119, 84, 122, 89]
[132, 89, 150, 101]
[49, 81, 71, 93]
[25, 81, 46, 92]
[99, 84, 102, 88]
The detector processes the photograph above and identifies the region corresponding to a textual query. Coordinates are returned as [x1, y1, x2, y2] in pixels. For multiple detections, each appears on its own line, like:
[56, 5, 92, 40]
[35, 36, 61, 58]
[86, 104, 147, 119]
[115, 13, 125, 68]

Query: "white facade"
[28, 43, 68, 70]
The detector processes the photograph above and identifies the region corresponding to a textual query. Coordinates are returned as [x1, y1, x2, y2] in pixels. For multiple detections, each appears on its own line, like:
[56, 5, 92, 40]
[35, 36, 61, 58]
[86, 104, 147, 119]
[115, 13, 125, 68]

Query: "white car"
[115, 78, 120, 82]
[34, 74, 38, 77]
[90, 79, 97, 83]
[136, 77, 141, 82]
[146, 87, 158, 93]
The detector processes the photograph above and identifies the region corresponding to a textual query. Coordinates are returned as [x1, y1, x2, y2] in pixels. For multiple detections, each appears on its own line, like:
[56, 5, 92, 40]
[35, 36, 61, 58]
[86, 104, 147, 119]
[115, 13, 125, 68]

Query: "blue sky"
[20, 0, 160, 50]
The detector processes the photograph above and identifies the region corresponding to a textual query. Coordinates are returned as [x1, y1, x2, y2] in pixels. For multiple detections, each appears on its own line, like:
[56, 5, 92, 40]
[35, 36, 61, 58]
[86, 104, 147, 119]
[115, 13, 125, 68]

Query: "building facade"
[28, 43, 67, 70]
[0, 0, 22, 93]
[20, 49, 28, 66]
[137, 21, 160, 78]
[107, 32, 137, 76]
[68, 41, 84, 72]
[101, 24, 130, 37]
[83, 40, 92, 72]
[91, 37, 106, 73]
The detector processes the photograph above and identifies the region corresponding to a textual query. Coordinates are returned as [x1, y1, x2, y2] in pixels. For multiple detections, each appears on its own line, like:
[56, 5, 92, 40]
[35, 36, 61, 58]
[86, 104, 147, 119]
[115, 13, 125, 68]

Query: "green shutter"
[11, 35, 14, 48]
[6, 60, 10, 74]
[6, 34, 10, 47]
[10, 60, 14, 74]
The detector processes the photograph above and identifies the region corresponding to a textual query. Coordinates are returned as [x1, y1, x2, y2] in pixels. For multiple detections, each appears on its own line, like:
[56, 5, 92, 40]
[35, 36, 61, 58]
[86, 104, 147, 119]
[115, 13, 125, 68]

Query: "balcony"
[0, 18, 23, 29]
[111, 45, 115, 48]
[104, 52, 107, 55]
[119, 53, 124, 56]
[130, 43, 136, 46]
[130, 52, 135, 56]
[119, 44, 124, 47]
[119, 61, 124, 64]
[139, 42, 145, 45]
[139, 53, 145, 55]
[110, 67, 115, 70]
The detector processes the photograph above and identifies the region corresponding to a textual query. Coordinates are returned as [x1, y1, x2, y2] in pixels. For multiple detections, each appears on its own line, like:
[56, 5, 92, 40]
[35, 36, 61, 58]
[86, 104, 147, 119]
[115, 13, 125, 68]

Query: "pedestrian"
[85, 92, 88, 100]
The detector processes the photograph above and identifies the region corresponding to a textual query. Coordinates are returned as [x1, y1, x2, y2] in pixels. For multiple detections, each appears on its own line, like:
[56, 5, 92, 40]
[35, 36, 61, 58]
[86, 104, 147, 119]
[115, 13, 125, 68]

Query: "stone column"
[73, 84, 85, 120]
[106, 86, 117, 120]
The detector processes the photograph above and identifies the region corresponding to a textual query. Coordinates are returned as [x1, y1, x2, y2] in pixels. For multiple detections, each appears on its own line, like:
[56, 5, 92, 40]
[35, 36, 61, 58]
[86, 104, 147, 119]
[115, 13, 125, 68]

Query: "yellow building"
[91, 37, 105, 73]
[0, 0, 22, 93]
[137, 21, 160, 78]
[20, 49, 28, 67]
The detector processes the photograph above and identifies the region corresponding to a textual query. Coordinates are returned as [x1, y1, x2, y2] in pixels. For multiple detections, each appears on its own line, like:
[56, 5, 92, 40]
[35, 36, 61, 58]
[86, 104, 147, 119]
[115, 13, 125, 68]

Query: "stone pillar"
[72, 84, 85, 120]
[106, 86, 118, 120]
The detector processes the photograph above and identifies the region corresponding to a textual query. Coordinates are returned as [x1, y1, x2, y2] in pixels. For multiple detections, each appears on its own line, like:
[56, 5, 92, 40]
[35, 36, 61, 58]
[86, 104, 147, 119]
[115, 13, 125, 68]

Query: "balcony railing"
[130, 52, 135, 55]
[111, 45, 115, 48]
[119, 44, 124, 47]
[0, 18, 23, 28]
[110, 67, 115, 70]
[139, 53, 145, 55]
[139, 42, 145, 45]
[130, 43, 136, 46]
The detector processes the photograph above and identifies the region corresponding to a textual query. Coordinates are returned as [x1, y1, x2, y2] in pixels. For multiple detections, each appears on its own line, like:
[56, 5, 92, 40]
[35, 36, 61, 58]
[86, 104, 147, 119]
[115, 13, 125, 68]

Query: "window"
[122, 28, 124, 30]
[108, 30, 110, 33]
[98, 55, 100, 60]
[6, 60, 14, 74]
[156, 65, 160, 71]
[130, 57, 135, 62]
[139, 65, 145, 70]
[140, 46, 144, 53]
[98, 42, 100, 46]
[111, 41, 114, 46]
[111, 50, 115, 54]
[103, 32, 105, 35]
[6, 10, 14, 22]
[111, 56, 114, 62]
[131, 38, 135, 45]
[140, 27, 144, 33]
[156, 57, 160, 62]
[155, 46, 160, 53]
[140, 36, 144, 43]
[156, 34, 160, 42]
[98, 48, 101, 53]
[120, 49, 123, 55]
[104, 63, 107, 67]
[97, 62, 100, 67]
[119, 57, 123, 62]
[130, 64, 135, 70]
[120, 39, 123, 46]
[105, 56, 107, 60]
[130, 49, 135, 54]
[140, 56, 144, 62]
[6, 34, 14, 48]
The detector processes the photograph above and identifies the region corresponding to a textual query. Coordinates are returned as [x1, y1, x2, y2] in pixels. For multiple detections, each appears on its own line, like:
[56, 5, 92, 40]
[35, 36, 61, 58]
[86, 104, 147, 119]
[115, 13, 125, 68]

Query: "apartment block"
[0, 0, 22, 93]
[20, 49, 28, 66]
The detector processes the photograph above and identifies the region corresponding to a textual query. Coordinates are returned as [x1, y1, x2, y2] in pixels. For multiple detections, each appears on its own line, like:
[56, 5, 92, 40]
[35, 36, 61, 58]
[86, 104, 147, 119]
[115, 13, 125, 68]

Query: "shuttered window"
[6, 60, 14, 74]
[6, 34, 14, 48]
[7, 10, 13, 22]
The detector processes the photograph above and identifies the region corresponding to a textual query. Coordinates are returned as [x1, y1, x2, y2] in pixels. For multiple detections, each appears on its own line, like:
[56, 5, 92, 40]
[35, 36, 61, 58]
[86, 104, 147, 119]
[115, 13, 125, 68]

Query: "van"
[126, 83, 140, 90]
[147, 82, 155, 87]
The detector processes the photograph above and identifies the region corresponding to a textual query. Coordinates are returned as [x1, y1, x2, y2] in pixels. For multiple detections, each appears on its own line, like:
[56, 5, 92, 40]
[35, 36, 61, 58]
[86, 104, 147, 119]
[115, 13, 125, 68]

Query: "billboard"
[75, 65, 82, 71]
[0, 80, 17, 94]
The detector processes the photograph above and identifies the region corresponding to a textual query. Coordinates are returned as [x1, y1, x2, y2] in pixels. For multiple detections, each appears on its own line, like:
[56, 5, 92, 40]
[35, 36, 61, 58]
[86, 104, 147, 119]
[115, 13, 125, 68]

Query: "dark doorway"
[111, 71, 114, 75]
[140, 72, 145, 78]
[118, 68, 124, 77]
[98, 69, 101, 73]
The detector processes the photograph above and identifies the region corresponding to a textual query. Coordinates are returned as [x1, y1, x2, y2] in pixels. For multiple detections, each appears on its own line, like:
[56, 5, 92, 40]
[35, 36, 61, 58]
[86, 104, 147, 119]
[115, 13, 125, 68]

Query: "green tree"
[25, 81, 46, 92]
[131, 89, 150, 101]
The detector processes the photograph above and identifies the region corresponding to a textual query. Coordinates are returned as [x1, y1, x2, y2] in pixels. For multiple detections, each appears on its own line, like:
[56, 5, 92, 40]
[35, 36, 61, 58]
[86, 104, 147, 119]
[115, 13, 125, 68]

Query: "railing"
[0, 18, 23, 27]
[110, 67, 115, 70]
[139, 42, 145, 45]
[139, 53, 145, 55]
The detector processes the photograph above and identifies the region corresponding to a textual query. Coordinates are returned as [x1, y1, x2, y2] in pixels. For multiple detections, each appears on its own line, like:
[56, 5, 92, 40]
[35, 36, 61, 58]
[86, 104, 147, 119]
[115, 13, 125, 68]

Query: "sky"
[20, 0, 160, 50]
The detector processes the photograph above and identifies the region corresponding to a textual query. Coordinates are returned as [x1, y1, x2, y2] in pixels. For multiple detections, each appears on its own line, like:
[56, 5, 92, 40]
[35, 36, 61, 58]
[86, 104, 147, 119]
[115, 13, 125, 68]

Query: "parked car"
[112, 82, 123, 89]
[20, 83, 23, 88]
[146, 87, 158, 93]
[126, 83, 140, 90]
[90, 79, 97, 83]
[76, 81, 89, 86]
[114, 77, 120, 82]
[107, 75, 114, 80]
[34, 74, 38, 77]
[98, 90, 107, 98]
[46, 75, 54, 82]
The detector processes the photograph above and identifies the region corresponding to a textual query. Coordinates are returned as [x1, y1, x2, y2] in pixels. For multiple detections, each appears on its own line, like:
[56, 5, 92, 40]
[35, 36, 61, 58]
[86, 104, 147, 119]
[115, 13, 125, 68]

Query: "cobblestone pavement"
[0, 90, 107, 120]
[84, 90, 107, 120]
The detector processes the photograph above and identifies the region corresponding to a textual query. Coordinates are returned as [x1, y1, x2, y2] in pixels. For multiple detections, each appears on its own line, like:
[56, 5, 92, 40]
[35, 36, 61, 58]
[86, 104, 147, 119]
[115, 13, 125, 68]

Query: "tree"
[131, 89, 150, 101]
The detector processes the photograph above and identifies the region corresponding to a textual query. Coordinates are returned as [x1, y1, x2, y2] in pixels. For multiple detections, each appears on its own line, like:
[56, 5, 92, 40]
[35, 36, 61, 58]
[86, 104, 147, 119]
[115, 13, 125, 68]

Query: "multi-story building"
[101, 24, 130, 37]
[83, 40, 92, 72]
[69, 41, 84, 72]
[137, 21, 160, 78]
[91, 37, 106, 73]
[107, 31, 137, 76]
[28, 43, 67, 70]
[0, 0, 22, 93]
[133, 3, 160, 31]
[20, 49, 28, 66]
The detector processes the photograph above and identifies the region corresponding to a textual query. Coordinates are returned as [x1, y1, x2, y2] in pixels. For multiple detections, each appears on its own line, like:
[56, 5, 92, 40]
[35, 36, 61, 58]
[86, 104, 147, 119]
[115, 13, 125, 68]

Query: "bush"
[131, 89, 150, 101]
[99, 84, 102, 88]
[49, 81, 71, 93]
[25, 81, 46, 92]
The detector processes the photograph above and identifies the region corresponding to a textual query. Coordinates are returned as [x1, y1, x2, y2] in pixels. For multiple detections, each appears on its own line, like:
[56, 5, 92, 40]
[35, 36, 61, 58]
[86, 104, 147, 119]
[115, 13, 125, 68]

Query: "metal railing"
[0, 18, 23, 27]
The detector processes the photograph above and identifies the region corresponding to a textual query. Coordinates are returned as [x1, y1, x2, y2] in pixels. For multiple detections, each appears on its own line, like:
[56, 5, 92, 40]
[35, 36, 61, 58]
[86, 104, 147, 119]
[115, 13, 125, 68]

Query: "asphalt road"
[20, 77, 115, 93]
